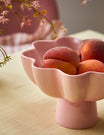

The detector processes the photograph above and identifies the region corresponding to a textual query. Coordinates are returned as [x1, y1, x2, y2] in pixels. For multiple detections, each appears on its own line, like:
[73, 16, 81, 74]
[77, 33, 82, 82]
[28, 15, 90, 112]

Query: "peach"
[42, 46, 80, 75]
[78, 59, 104, 74]
[79, 39, 104, 63]
[42, 59, 77, 75]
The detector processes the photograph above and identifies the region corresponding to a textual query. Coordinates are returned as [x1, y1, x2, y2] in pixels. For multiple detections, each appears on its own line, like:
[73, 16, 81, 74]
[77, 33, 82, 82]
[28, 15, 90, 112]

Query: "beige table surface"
[0, 30, 104, 135]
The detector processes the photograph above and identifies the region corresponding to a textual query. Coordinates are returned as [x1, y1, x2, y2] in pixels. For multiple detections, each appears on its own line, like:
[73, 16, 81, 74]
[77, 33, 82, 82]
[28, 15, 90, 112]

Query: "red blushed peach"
[77, 59, 104, 74]
[79, 39, 104, 62]
[43, 46, 80, 68]
[42, 46, 80, 75]
[42, 59, 77, 75]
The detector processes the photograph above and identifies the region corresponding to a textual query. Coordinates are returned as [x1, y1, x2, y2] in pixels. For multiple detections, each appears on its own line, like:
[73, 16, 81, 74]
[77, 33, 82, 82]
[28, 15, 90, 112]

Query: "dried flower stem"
[0, 46, 11, 67]
[33, 9, 63, 39]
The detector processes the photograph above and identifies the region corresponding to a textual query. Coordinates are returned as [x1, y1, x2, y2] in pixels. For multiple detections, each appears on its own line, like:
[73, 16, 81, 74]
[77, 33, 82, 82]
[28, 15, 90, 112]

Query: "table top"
[1, 30, 104, 135]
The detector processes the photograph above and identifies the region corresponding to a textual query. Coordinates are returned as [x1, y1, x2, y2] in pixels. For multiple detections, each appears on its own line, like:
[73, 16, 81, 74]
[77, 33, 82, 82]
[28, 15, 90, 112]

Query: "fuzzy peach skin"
[42, 59, 77, 75]
[42, 46, 80, 75]
[79, 39, 104, 62]
[78, 59, 104, 74]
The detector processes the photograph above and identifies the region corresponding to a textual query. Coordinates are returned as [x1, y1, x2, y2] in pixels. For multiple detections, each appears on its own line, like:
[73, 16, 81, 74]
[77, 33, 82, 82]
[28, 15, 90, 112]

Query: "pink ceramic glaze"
[21, 36, 104, 129]
[56, 99, 97, 129]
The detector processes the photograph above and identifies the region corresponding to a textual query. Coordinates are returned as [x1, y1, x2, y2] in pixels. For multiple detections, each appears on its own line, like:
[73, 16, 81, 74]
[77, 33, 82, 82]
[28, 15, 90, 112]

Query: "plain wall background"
[56, 0, 104, 34]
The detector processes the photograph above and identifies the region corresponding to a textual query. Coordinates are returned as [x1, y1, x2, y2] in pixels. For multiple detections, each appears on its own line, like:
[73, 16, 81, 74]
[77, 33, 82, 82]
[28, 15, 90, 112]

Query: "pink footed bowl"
[21, 36, 104, 129]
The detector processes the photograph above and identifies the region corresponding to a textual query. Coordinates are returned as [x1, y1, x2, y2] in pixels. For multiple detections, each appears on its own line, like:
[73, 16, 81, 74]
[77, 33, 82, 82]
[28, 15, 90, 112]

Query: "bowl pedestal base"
[56, 98, 97, 129]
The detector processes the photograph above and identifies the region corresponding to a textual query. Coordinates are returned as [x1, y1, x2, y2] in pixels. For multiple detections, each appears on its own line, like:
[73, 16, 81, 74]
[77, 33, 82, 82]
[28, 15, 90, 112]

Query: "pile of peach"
[42, 39, 104, 75]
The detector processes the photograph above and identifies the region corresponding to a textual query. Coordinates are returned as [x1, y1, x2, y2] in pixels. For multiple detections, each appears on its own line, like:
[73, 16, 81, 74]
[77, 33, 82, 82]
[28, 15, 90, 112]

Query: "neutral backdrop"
[56, 0, 104, 34]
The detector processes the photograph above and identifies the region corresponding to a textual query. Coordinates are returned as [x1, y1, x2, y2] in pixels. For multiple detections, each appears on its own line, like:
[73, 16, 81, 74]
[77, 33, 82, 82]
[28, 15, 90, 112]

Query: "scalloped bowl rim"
[22, 36, 104, 77]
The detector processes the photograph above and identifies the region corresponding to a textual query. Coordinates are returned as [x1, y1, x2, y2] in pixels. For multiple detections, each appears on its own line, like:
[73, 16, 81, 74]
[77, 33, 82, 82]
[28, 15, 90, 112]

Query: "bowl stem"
[56, 98, 97, 129]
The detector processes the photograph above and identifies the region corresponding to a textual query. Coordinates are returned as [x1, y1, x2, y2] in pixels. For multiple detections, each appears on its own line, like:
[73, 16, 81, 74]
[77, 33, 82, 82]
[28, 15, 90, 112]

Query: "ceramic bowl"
[21, 36, 104, 129]
[21, 36, 104, 102]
